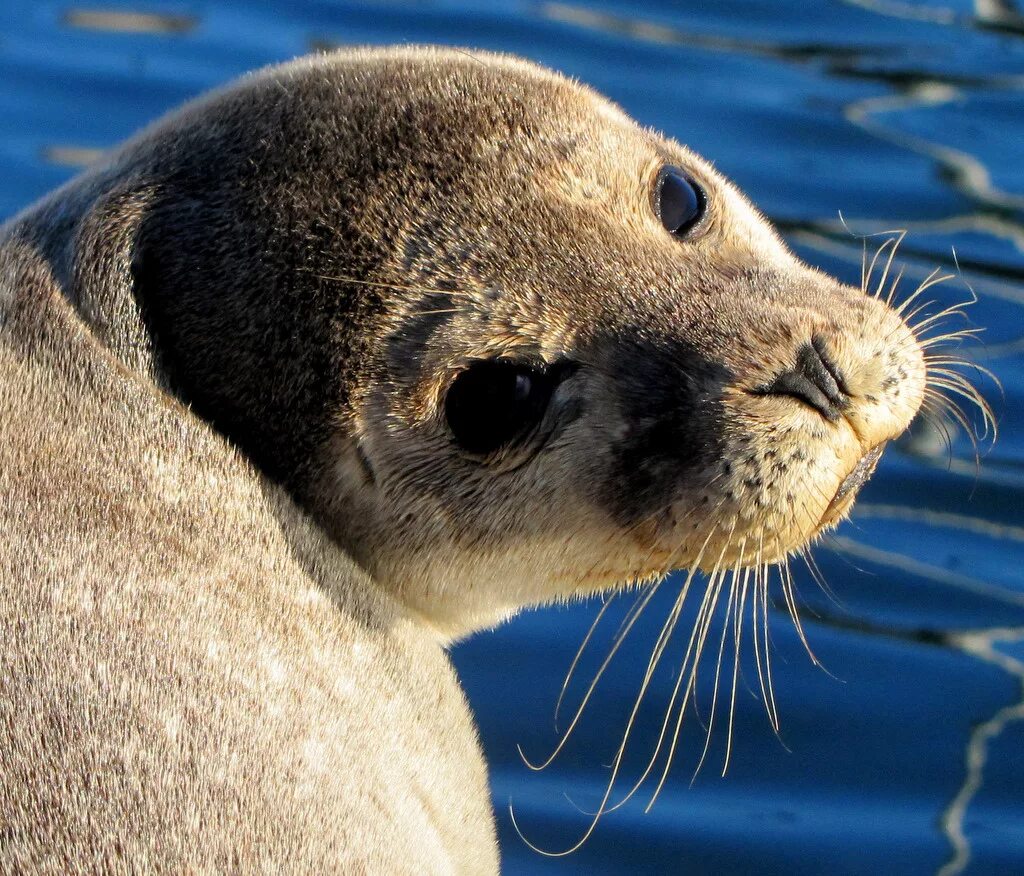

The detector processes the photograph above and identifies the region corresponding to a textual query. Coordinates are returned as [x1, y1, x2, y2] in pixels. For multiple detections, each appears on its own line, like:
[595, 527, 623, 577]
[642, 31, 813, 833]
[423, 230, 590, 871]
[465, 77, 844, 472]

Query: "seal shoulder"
[0, 242, 497, 872]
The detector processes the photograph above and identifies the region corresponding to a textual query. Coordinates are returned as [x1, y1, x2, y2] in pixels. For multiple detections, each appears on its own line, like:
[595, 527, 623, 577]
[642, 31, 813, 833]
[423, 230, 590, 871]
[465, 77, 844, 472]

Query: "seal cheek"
[606, 417, 707, 526]
[599, 348, 728, 528]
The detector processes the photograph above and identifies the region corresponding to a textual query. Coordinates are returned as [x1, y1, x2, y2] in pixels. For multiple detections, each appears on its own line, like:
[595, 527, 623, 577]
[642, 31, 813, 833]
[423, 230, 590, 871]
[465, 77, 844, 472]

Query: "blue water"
[3, 1, 1022, 872]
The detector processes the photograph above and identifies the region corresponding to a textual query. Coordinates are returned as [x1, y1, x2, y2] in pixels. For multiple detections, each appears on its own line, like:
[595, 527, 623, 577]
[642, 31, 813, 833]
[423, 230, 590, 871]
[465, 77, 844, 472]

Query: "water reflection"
[63, 9, 199, 35]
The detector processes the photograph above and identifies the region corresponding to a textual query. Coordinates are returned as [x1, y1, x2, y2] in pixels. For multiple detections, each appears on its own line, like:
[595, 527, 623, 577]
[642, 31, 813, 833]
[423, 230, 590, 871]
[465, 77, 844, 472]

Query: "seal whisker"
[888, 269, 999, 464]
[551, 475, 727, 735]
[545, 538, 683, 753]
[599, 529, 721, 814]
[924, 388, 980, 450]
[514, 528, 728, 855]
[554, 595, 615, 732]
[782, 557, 822, 668]
[554, 584, 648, 734]
[751, 560, 773, 731]
[399, 307, 463, 318]
[925, 375, 996, 439]
[693, 553, 746, 783]
[551, 473, 727, 727]
[762, 561, 784, 735]
[893, 266, 955, 315]
[924, 364, 999, 441]
[918, 329, 985, 351]
[928, 366, 996, 396]
[859, 232, 903, 300]
[923, 351, 993, 370]
[927, 362, 1000, 398]
[517, 577, 663, 771]
[607, 580, 662, 645]
[916, 398, 957, 458]
[646, 533, 736, 810]
[909, 298, 973, 328]
[890, 299, 941, 345]
[634, 524, 741, 811]
[882, 265, 907, 308]
[872, 231, 906, 302]
[803, 546, 841, 608]
[595, 610, 691, 815]
[723, 563, 752, 776]
[308, 270, 477, 300]
[519, 494, 710, 774]
[746, 540, 780, 734]
[908, 302, 977, 339]
[860, 235, 869, 296]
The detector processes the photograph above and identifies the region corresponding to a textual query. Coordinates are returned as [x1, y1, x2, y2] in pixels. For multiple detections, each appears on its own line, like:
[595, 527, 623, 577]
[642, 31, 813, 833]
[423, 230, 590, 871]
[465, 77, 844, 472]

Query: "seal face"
[227, 52, 923, 637]
[9, 48, 927, 639]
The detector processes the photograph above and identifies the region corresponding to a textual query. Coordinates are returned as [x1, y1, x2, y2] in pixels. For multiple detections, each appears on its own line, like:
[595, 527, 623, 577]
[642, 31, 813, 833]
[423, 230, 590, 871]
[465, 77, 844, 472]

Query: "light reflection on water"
[2, 1, 1022, 872]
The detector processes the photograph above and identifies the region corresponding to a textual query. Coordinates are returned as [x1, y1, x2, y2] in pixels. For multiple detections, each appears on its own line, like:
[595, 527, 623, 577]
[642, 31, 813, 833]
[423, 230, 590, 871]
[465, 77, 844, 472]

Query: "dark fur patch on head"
[603, 337, 730, 526]
[126, 110, 395, 488]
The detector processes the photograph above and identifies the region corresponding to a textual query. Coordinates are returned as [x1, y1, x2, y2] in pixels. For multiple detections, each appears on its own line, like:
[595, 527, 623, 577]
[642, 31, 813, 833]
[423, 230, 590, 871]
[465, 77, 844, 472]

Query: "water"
[3, 1, 1022, 872]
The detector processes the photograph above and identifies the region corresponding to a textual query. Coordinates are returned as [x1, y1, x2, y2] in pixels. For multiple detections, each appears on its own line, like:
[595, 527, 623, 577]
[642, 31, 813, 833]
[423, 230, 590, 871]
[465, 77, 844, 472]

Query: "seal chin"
[818, 442, 886, 530]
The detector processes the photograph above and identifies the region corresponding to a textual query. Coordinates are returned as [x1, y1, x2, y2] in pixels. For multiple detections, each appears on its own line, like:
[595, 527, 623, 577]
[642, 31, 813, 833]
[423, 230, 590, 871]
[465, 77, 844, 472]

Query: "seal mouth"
[819, 442, 886, 528]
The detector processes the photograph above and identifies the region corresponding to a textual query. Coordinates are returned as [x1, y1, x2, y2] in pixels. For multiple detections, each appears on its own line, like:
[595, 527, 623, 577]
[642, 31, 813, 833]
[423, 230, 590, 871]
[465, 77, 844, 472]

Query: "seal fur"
[0, 241, 496, 871]
[0, 46, 933, 869]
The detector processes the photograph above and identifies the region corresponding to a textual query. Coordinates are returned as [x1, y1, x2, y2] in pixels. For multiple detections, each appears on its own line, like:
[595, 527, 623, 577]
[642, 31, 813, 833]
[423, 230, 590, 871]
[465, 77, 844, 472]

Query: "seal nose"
[756, 334, 849, 422]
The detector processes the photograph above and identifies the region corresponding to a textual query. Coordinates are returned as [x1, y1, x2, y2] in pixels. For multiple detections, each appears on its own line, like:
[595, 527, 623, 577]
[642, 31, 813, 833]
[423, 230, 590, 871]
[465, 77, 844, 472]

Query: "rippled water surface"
[4, 1, 1023, 872]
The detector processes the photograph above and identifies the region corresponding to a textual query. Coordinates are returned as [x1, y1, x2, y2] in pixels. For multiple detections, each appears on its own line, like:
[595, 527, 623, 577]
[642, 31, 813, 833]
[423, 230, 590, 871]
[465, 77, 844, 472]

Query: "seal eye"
[445, 360, 555, 456]
[654, 166, 706, 237]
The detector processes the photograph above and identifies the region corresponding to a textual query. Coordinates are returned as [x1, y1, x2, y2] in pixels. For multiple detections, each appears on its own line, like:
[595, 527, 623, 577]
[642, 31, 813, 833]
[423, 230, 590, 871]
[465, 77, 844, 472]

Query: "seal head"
[12, 47, 926, 638]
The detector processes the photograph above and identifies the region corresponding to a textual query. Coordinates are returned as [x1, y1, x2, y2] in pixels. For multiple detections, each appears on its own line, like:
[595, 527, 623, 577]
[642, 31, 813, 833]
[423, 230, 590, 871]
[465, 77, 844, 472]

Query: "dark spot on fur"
[129, 110, 394, 491]
[601, 337, 728, 525]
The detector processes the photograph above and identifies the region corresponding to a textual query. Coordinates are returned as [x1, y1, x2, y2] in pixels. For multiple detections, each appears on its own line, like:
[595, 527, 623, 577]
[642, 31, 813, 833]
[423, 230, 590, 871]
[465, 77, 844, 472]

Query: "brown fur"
[0, 47, 927, 869]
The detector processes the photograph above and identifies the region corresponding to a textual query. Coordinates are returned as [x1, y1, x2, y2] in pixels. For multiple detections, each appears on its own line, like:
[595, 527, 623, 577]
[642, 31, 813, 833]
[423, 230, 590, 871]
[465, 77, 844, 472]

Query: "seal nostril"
[810, 334, 851, 397]
[753, 338, 850, 423]
[759, 370, 841, 422]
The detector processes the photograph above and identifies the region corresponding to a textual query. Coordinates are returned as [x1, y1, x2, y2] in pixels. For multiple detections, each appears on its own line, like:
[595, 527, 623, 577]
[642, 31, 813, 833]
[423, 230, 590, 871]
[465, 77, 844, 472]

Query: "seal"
[1, 46, 973, 869]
